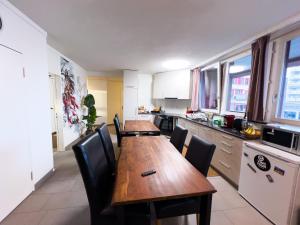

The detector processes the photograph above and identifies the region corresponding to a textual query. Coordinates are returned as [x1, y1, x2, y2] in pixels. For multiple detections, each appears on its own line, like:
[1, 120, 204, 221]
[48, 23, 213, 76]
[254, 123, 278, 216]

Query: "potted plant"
[82, 94, 96, 135]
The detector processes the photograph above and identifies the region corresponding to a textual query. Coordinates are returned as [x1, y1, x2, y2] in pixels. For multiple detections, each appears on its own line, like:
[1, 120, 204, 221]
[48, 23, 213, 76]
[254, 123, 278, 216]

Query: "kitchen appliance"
[233, 118, 247, 131]
[223, 115, 235, 128]
[262, 123, 300, 156]
[239, 142, 300, 225]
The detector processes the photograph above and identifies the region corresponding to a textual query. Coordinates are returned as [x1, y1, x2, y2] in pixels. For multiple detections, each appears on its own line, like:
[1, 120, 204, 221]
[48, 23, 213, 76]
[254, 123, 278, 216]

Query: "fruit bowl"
[241, 128, 261, 140]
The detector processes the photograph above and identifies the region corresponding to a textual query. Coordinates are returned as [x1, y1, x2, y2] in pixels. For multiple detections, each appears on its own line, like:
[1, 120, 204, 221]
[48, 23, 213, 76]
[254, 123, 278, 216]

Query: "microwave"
[262, 123, 300, 156]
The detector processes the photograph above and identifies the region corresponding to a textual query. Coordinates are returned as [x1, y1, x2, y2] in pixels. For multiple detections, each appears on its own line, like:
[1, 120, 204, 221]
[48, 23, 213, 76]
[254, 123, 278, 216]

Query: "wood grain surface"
[112, 136, 216, 205]
[124, 120, 160, 133]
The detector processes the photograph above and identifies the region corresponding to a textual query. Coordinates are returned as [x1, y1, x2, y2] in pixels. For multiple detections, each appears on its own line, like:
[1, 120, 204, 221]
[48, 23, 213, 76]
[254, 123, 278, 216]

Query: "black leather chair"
[72, 132, 150, 225]
[96, 123, 116, 175]
[153, 116, 163, 129]
[153, 135, 216, 222]
[115, 113, 121, 128]
[185, 135, 216, 177]
[113, 117, 135, 147]
[169, 125, 188, 153]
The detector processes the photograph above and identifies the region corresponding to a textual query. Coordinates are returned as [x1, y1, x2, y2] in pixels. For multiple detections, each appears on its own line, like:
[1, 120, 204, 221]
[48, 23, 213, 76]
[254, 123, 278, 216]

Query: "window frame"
[199, 62, 221, 113]
[269, 29, 300, 126]
[221, 50, 251, 117]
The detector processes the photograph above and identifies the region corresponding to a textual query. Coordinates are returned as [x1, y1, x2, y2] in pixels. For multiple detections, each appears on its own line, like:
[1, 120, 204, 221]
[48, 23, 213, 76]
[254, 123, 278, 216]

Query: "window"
[277, 36, 300, 121]
[199, 63, 220, 112]
[223, 54, 252, 114]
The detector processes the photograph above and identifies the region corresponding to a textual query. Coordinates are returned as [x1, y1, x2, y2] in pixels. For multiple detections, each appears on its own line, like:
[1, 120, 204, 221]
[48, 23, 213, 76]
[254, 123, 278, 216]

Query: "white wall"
[47, 46, 87, 148]
[138, 73, 153, 111]
[0, 0, 53, 184]
[154, 99, 191, 114]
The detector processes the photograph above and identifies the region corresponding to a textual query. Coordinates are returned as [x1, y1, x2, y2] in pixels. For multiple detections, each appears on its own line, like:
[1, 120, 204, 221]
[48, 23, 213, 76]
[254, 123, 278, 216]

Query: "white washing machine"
[239, 141, 300, 225]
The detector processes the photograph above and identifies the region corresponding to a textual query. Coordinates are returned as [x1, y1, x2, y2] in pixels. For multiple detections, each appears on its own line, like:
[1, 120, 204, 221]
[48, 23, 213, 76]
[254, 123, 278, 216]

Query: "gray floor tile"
[1, 211, 46, 225]
[42, 191, 88, 210]
[39, 207, 90, 225]
[14, 194, 50, 213]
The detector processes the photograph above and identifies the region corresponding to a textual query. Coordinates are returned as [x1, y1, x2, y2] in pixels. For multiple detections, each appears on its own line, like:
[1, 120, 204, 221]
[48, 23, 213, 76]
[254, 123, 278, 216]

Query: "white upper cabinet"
[153, 69, 191, 99]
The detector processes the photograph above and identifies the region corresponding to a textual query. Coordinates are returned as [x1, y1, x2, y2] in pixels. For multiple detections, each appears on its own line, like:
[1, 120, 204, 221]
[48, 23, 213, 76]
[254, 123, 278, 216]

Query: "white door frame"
[49, 73, 64, 151]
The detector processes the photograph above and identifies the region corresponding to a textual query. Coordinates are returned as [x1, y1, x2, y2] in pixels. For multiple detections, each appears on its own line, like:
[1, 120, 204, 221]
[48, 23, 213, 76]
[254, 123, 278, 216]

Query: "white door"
[49, 74, 64, 151]
[49, 77, 57, 133]
[123, 87, 138, 123]
[0, 45, 34, 222]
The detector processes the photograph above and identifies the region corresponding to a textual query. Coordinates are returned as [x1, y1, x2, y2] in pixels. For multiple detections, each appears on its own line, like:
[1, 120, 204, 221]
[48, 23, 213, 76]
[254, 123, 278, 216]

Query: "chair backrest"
[115, 113, 121, 129]
[170, 125, 188, 153]
[96, 123, 116, 174]
[72, 132, 112, 217]
[154, 116, 163, 129]
[185, 135, 216, 177]
[113, 117, 121, 147]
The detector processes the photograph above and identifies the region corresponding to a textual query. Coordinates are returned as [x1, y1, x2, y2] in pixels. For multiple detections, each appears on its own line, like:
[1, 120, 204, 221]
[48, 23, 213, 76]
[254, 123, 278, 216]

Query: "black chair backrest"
[154, 116, 163, 129]
[96, 123, 116, 174]
[72, 132, 112, 217]
[115, 113, 121, 129]
[113, 117, 121, 147]
[170, 125, 188, 153]
[185, 135, 216, 177]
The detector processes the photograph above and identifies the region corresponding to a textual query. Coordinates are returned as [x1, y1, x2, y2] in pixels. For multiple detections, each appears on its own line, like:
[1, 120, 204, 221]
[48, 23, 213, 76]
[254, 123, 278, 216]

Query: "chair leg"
[196, 213, 200, 224]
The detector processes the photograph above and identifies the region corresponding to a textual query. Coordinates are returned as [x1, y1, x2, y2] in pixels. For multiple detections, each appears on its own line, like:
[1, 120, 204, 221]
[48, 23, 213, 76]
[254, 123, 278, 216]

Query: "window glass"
[278, 60, 300, 120]
[288, 36, 300, 59]
[200, 68, 218, 109]
[227, 55, 252, 113]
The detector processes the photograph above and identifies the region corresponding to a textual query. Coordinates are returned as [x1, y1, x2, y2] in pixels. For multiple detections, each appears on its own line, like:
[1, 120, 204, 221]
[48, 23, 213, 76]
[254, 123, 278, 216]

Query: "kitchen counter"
[138, 112, 257, 140]
[138, 112, 183, 117]
[179, 116, 251, 140]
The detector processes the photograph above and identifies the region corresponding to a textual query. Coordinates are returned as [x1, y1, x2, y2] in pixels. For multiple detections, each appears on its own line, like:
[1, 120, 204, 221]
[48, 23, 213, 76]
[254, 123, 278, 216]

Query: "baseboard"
[34, 168, 55, 190]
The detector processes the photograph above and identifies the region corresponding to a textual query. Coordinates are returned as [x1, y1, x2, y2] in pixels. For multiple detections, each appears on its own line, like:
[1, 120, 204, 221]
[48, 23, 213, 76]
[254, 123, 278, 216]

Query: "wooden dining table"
[124, 120, 160, 135]
[112, 136, 216, 225]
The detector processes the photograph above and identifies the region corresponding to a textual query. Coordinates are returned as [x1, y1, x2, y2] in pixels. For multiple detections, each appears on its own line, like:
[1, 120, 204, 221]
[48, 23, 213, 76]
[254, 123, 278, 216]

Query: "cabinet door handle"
[221, 141, 232, 148]
[220, 148, 232, 155]
[219, 160, 231, 169]
[247, 163, 256, 173]
[222, 135, 233, 140]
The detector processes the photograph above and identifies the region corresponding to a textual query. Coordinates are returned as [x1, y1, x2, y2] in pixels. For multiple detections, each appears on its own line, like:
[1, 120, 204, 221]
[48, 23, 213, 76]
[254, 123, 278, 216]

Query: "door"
[49, 74, 64, 152]
[107, 80, 123, 125]
[0, 45, 34, 222]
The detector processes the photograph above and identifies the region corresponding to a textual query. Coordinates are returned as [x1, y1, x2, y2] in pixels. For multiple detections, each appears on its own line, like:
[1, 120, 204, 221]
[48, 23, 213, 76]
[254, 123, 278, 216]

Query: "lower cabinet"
[177, 117, 243, 186]
[137, 114, 155, 122]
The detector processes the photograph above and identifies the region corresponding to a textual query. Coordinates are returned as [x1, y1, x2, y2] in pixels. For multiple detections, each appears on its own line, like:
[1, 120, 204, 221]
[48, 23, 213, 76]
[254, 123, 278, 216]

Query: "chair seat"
[154, 197, 200, 219]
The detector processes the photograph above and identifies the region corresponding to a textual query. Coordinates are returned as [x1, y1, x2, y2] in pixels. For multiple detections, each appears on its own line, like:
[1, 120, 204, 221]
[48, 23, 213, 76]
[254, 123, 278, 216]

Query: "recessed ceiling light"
[162, 59, 190, 70]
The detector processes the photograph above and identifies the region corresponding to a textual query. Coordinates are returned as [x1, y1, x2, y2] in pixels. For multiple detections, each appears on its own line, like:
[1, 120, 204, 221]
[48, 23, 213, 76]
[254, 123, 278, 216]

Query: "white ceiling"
[8, 0, 300, 73]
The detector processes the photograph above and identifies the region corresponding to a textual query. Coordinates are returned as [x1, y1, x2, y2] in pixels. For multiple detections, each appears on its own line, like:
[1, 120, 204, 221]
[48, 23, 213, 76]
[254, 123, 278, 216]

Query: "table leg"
[116, 205, 124, 225]
[199, 194, 212, 225]
[150, 202, 157, 225]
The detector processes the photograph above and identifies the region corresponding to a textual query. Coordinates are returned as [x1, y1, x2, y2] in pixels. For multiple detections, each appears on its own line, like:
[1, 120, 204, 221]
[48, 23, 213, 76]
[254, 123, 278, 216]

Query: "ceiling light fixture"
[162, 59, 190, 70]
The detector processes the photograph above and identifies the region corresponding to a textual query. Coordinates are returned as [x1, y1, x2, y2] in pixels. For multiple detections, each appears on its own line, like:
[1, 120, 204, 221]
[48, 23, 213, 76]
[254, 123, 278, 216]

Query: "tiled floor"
[1, 136, 273, 225]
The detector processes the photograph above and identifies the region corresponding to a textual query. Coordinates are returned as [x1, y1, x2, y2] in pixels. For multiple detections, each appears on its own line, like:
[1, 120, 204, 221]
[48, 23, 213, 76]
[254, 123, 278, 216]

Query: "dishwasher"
[239, 141, 300, 225]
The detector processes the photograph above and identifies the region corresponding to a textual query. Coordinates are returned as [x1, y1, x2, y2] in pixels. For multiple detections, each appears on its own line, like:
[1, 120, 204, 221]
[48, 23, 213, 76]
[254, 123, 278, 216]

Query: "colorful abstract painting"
[60, 57, 79, 126]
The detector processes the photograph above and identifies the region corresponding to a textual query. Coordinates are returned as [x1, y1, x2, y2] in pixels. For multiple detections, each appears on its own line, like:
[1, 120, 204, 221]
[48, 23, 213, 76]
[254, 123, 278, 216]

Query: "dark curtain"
[220, 63, 226, 104]
[246, 35, 269, 122]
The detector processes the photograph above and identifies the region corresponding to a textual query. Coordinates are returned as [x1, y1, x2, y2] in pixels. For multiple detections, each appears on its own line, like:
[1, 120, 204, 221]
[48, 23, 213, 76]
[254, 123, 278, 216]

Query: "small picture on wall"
[60, 57, 79, 126]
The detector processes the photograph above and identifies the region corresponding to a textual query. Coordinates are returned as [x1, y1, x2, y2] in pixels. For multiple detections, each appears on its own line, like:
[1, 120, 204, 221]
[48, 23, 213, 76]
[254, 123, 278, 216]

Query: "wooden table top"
[124, 120, 160, 133]
[112, 136, 216, 205]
